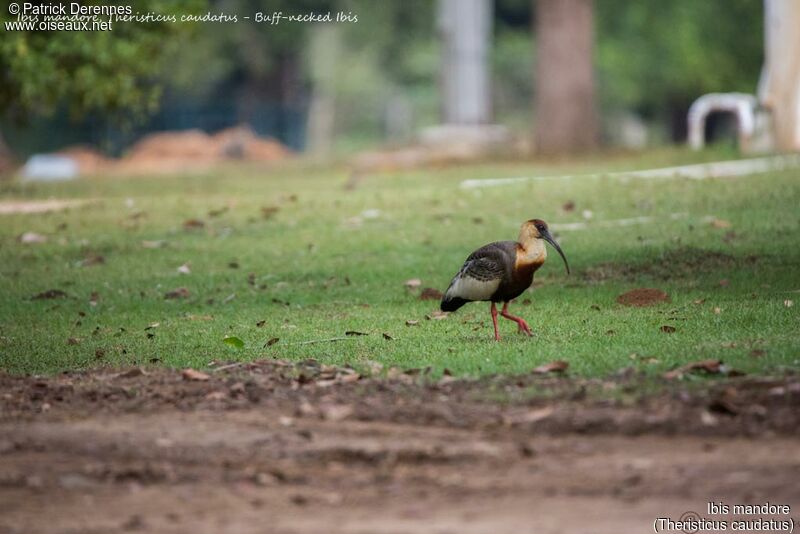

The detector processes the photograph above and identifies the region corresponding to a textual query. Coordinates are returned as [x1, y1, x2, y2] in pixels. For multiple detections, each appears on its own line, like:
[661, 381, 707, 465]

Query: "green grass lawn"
[1, 150, 798, 377]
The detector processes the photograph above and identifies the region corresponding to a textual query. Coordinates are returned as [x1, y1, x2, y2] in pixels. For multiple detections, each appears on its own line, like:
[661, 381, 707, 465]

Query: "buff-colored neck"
[517, 231, 547, 264]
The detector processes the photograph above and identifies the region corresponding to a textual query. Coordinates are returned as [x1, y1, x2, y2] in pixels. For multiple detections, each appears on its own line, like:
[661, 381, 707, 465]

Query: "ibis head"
[521, 219, 570, 275]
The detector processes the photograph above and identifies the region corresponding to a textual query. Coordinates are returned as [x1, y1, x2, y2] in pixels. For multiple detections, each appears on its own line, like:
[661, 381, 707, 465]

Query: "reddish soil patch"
[1, 363, 798, 533]
[116, 126, 290, 175]
[616, 288, 670, 307]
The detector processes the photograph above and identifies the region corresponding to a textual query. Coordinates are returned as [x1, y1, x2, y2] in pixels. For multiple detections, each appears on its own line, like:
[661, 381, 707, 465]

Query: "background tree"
[0, 0, 204, 162]
[534, 0, 598, 154]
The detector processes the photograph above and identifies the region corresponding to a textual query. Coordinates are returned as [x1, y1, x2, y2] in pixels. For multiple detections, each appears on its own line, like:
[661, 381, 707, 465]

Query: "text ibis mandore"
[440, 219, 570, 341]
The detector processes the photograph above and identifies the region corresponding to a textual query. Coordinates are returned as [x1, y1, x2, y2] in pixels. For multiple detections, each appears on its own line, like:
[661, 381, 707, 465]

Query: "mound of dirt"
[118, 126, 290, 174]
[56, 145, 113, 175]
[616, 288, 670, 307]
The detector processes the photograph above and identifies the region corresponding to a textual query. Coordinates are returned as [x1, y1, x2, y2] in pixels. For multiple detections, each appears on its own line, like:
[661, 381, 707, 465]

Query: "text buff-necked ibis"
[440, 219, 570, 340]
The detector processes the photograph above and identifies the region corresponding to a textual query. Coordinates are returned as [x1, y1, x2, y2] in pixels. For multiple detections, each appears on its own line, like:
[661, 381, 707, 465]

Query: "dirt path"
[1, 362, 799, 533]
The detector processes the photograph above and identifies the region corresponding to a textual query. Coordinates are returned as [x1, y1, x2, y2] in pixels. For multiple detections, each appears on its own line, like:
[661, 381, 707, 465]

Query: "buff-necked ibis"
[440, 219, 570, 340]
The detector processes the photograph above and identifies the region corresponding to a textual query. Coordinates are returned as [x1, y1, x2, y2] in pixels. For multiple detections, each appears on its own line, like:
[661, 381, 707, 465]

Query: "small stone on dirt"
[182, 369, 210, 382]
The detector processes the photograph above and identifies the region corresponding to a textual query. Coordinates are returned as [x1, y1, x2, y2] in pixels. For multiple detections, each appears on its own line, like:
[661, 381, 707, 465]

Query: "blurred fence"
[3, 100, 306, 158]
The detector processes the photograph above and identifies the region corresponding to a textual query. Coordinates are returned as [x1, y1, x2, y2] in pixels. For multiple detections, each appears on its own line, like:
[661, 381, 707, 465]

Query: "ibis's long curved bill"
[541, 231, 570, 275]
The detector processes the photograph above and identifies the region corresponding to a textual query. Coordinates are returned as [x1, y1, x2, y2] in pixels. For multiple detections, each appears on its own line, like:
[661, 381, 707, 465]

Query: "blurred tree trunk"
[534, 0, 598, 153]
[0, 129, 13, 174]
[758, 0, 800, 152]
[306, 26, 340, 158]
[439, 0, 492, 124]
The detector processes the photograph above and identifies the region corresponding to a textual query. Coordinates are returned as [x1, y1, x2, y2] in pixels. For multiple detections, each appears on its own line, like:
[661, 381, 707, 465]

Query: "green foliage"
[0, 0, 205, 122]
[596, 0, 763, 117]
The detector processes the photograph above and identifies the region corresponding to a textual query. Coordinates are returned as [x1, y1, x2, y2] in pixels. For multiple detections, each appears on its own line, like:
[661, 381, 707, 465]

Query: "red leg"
[501, 302, 533, 336]
[490, 302, 500, 341]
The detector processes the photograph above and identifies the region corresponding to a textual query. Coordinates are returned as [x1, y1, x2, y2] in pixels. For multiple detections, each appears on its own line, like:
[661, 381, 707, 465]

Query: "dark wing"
[441, 242, 514, 307]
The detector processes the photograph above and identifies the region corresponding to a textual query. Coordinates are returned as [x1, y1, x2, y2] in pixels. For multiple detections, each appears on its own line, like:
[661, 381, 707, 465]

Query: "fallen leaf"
[785, 299, 794, 308]
[185, 314, 213, 321]
[713, 307, 722, 314]
[405, 320, 419, 326]
[164, 287, 191, 299]
[94, 348, 105, 359]
[345, 330, 368, 336]
[404, 278, 422, 290]
[144, 322, 160, 330]
[693, 298, 706, 305]
[504, 406, 555, 425]
[256, 320, 266, 327]
[223, 335, 244, 349]
[382, 333, 394, 340]
[616, 288, 669, 307]
[183, 219, 205, 230]
[89, 291, 100, 306]
[419, 287, 444, 301]
[31, 289, 68, 300]
[177, 263, 191, 274]
[709, 218, 732, 229]
[426, 310, 449, 320]
[261, 206, 280, 219]
[663, 359, 722, 380]
[116, 368, 144, 379]
[141, 240, 167, 249]
[562, 200, 575, 212]
[532, 360, 569, 374]
[66, 337, 80, 345]
[606, 329, 616, 335]
[81, 254, 105, 267]
[320, 404, 353, 421]
[264, 337, 280, 347]
[18, 232, 47, 244]
[660, 325, 677, 333]
[182, 369, 210, 381]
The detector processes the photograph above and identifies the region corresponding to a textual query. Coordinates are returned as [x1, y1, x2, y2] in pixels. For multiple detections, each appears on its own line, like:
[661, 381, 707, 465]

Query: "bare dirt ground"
[1, 361, 799, 533]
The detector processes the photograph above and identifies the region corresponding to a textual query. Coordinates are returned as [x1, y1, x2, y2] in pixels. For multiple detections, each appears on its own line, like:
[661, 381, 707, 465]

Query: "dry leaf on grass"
[419, 287, 443, 300]
[31, 289, 68, 300]
[663, 359, 722, 380]
[532, 360, 569, 374]
[660, 325, 677, 333]
[404, 278, 422, 290]
[183, 219, 205, 230]
[164, 287, 191, 299]
[405, 320, 419, 326]
[616, 288, 669, 307]
[18, 232, 47, 244]
[426, 310, 449, 320]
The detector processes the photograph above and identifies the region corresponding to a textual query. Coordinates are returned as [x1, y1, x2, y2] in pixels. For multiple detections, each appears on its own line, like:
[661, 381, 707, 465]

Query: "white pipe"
[687, 93, 758, 150]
